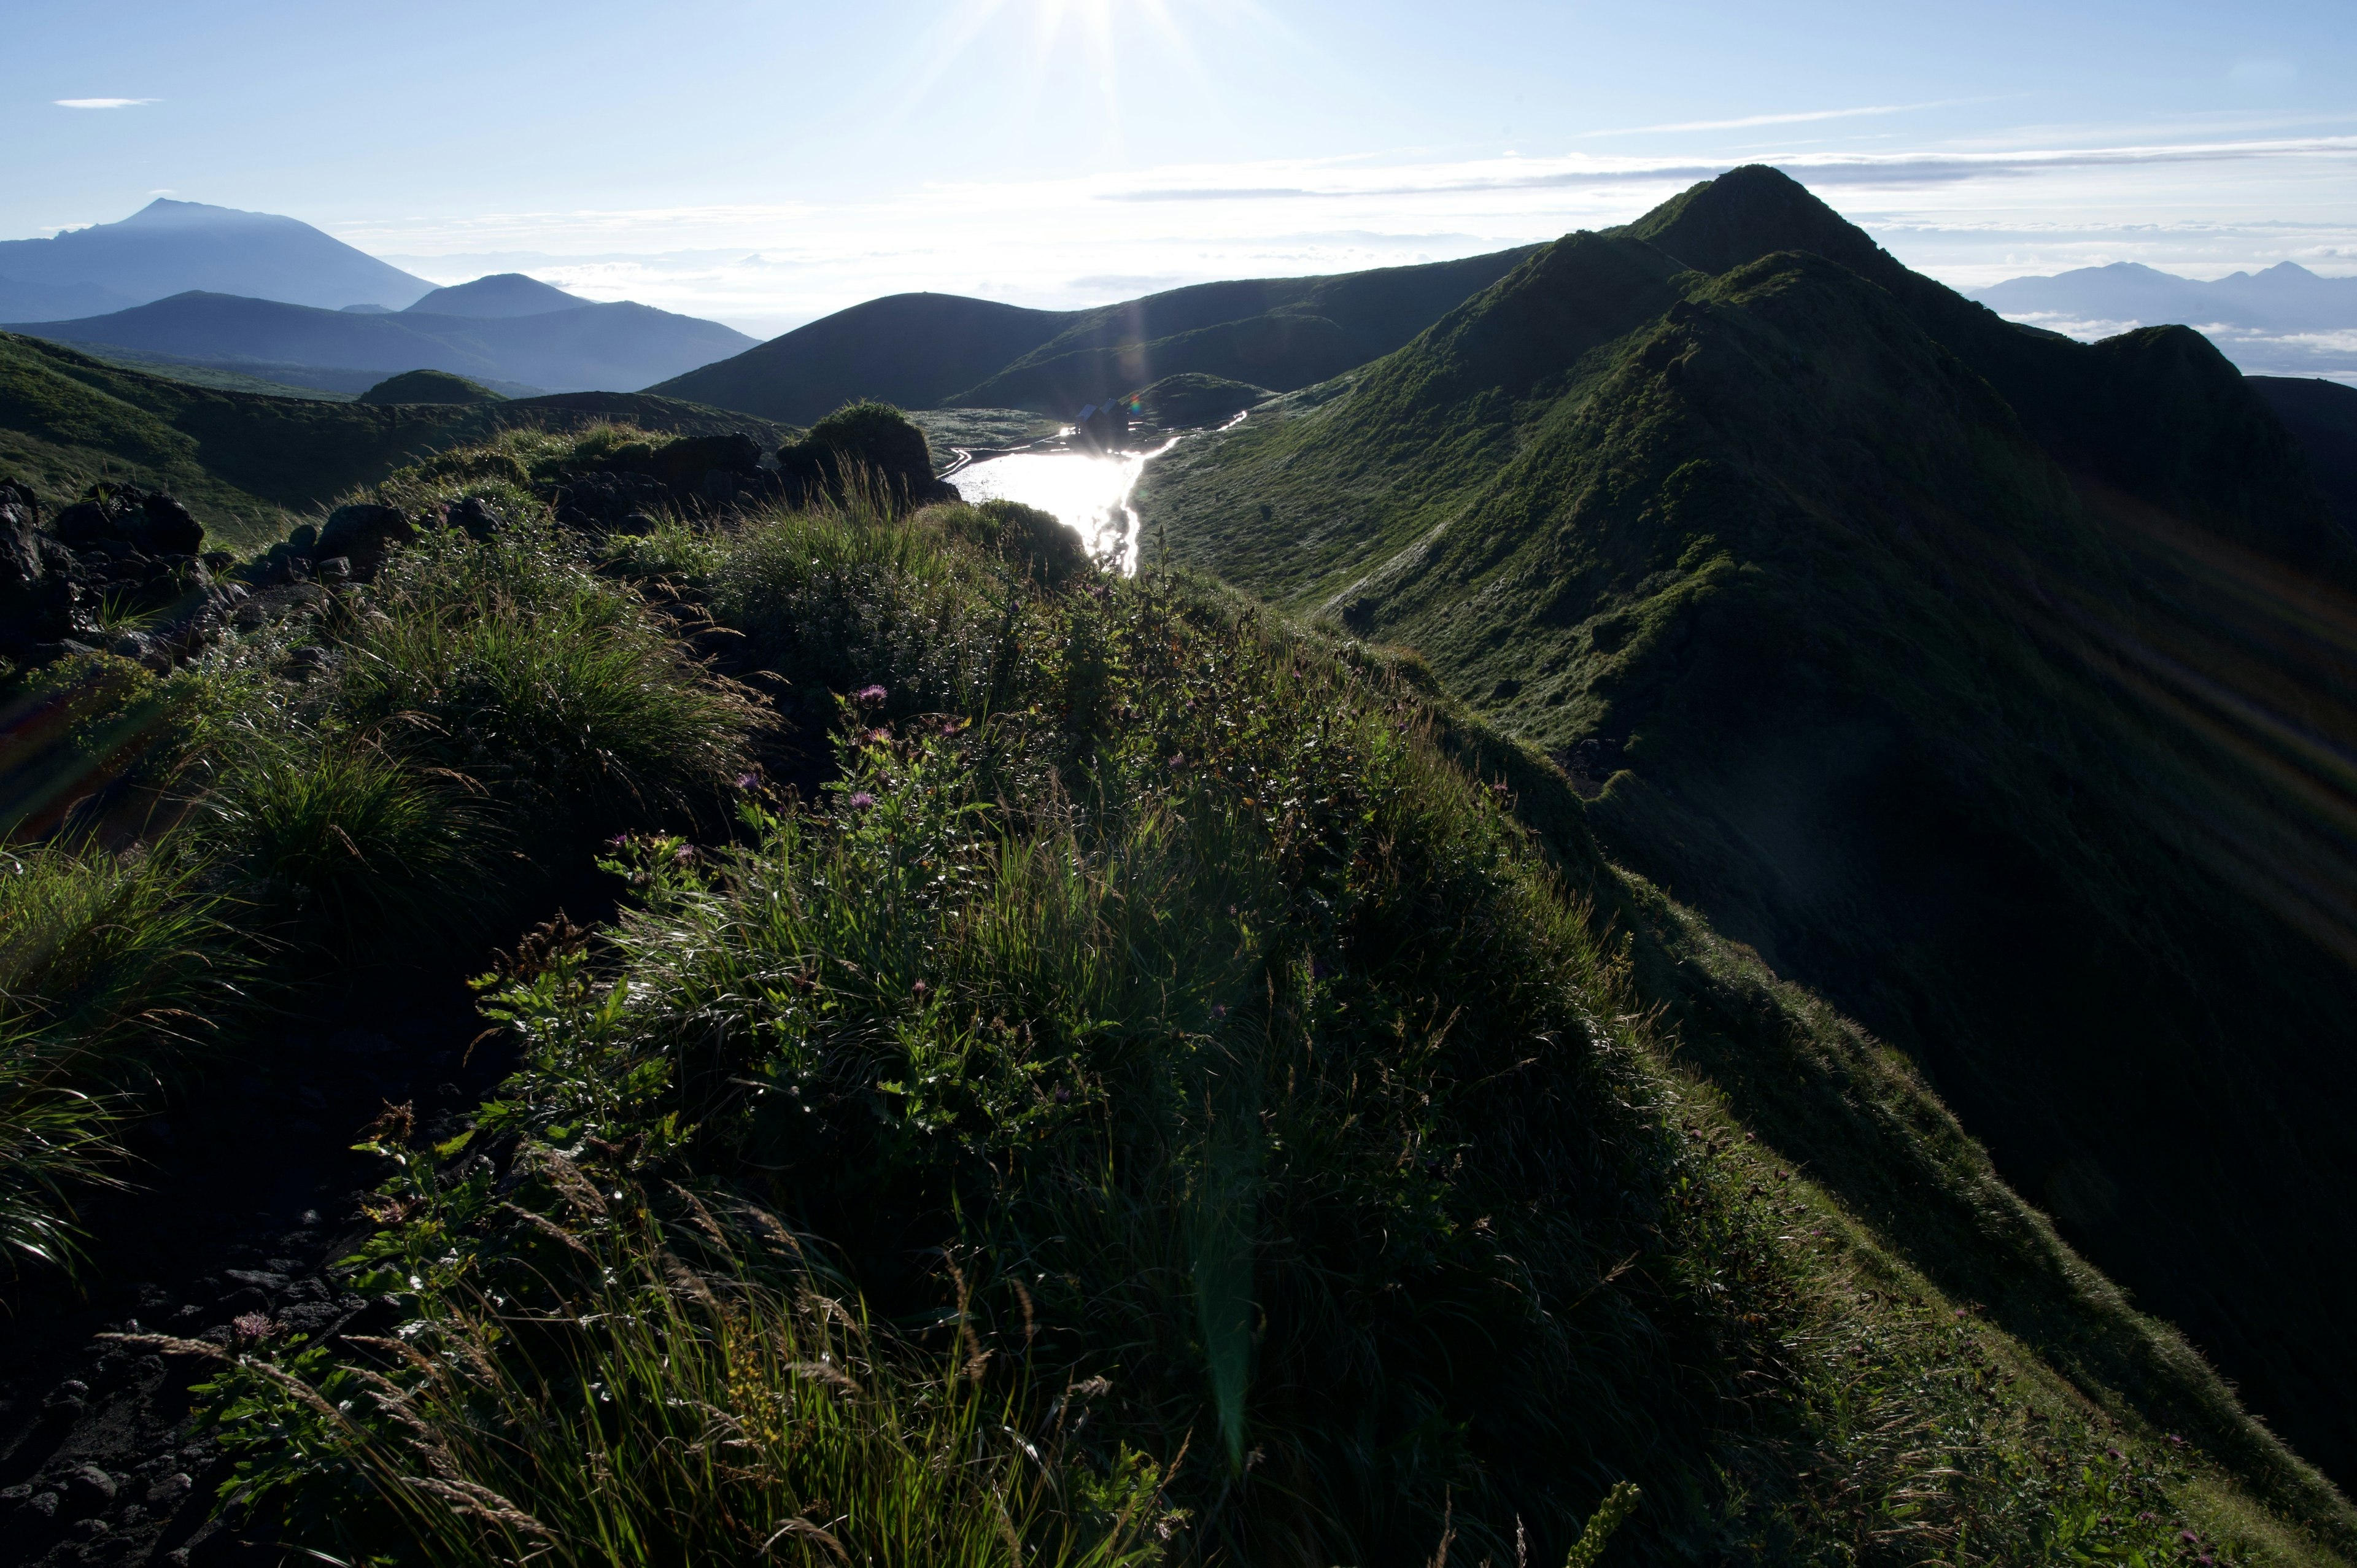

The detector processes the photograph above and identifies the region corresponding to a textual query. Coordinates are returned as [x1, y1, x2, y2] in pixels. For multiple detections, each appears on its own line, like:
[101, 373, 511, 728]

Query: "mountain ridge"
[1137, 166, 2357, 1483]
[652, 249, 1542, 423]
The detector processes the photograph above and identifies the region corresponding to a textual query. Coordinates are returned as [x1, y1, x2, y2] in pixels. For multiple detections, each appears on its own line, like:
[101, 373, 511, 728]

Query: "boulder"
[316, 503, 413, 579]
[45, 482, 204, 555]
[446, 496, 503, 539]
[548, 470, 675, 533]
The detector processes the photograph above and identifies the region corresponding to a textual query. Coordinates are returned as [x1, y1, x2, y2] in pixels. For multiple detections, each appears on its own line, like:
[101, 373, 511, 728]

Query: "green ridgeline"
[36, 431, 2337, 1561]
[1136, 166, 2357, 1488]
[0, 331, 785, 550]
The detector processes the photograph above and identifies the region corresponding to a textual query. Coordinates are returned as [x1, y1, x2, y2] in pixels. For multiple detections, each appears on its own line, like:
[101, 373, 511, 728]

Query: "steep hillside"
[654, 250, 1541, 424]
[0, 332, 780, 547]
[8, 291, 755, 394]
[0, 198, 430, 309]
[651, 293, 1074, 423]
[1137, 167, 2357, 1483]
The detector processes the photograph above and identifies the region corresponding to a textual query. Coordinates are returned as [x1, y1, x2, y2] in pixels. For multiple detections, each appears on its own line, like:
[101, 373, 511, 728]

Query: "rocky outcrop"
[0, 481, 244, 670]
[48, 484, 204, 558]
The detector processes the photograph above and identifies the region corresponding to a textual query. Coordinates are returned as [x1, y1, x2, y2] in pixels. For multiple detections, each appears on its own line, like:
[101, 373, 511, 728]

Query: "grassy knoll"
[1136, 171, 2357, 1486]
[4, 421, 2351, 1563]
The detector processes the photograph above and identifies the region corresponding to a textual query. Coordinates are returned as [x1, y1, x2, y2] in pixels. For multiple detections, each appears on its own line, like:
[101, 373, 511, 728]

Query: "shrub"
[196, 736, 494, 951]
[337, 523, 761, 827]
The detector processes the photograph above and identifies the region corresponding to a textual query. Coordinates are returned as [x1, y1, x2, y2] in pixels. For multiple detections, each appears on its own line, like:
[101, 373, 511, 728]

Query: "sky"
[6, 0, 2355, 339]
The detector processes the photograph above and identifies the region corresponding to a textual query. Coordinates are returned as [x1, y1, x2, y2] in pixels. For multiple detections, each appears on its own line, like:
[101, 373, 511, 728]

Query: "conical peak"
[1618, 164, 1884, 282]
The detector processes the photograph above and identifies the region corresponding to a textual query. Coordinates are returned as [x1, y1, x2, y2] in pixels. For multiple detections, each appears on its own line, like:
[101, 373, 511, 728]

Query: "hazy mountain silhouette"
[0, 199, 433, 310]
[7, 290, 755, 394]
[652, 250, 1541, 423]
[1975, 260, 2357, 376]
[1140, 166, 2357, 1480]
[404, 272, 592, 318]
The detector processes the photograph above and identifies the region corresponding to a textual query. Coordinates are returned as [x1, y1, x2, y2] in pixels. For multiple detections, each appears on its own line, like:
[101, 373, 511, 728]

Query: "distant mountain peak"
[0, 198, 432, 310]
[406, 272, 591, 319]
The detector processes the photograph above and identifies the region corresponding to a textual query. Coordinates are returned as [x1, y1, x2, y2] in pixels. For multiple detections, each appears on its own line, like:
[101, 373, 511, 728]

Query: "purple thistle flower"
[673, 844, 697, 863]
[852, 684, 888, 705]
[231, 1311, 275, 1340]
[735, 773, 759, 790]
[1212, 1004, 1228, 1020]
[848, 791, 877, 809]
[606, 834, 629, 850]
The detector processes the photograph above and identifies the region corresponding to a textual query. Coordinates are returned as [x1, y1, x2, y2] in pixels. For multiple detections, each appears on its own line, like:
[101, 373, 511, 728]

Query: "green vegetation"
[358, 369, 506, 406]
[7, 398, 2353, 1562]
[0, 426, 2316, 1563]
[1139, 169, 2357, 1487]
[0, 331, 783, 549]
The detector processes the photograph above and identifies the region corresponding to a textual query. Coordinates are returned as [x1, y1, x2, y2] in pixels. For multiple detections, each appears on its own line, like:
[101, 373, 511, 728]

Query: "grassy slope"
[10, 424, 2350, 1561]
[1135, 173, 2357, 1487]
[0, 332, 783, 549]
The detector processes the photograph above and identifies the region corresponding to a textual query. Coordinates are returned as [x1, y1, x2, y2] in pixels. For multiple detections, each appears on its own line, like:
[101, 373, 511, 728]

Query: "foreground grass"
[157, 476, 2348, 1566]
[6, 422, 2347, 1564]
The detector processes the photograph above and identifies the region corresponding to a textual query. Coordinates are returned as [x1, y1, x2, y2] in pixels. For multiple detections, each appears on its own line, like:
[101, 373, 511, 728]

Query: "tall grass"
[0, 838, 244, 1271]
[336, 522, 762, 823]
[187, 1203, 1166, 1567]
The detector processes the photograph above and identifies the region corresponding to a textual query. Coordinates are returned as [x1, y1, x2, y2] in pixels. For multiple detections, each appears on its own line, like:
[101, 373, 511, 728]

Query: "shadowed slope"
[651, 293, 1075, 424]
[1139, 168, 2357, 1486]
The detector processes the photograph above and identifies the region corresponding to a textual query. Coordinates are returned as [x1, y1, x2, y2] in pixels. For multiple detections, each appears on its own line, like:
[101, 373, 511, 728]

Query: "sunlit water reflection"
[945, 438, 1182, 574]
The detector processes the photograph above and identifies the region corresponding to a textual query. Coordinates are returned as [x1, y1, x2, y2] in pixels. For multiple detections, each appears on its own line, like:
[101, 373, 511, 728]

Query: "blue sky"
[8, 0, 2355, 333]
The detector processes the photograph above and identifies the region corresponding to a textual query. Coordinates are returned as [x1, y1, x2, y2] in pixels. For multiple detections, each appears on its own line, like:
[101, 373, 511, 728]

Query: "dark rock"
[548, 470, 673, 533]
[52, 498, 118, 547]
[214, 1286, 271, 1319]
[145, 1473, 193, 1508]
[317, 503, 414, 581]
[17, 1488, 60, 1521]
[63, 1463, 120, 1513]
[69, 1515, 110, 1540]
[134, 493, 204, 555]
[447, 495, 502, 539]
[315, 555, 351, 583]
[222, 1268, 289, 1294]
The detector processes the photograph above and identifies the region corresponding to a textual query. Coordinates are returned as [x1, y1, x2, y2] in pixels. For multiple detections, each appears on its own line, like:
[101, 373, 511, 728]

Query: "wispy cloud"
[1581, 101, 1976, 137]
[54, 97, 158, 109]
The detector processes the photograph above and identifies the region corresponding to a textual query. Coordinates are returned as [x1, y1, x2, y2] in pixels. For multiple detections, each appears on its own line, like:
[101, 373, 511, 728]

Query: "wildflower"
[912, 978, 929, 996]
[848, 791, 877, 809]
[2179, 1531, 2200, 1544]
[1212, 1004, 1227, 1020]
[1168, 752, 1185, 768]
[852, 684, 888, 705]
[673, 844, 697, 863]
[735, 773, 759, 790]
[231, 1311, 275, 1341]
[605, 834, 629, 850]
